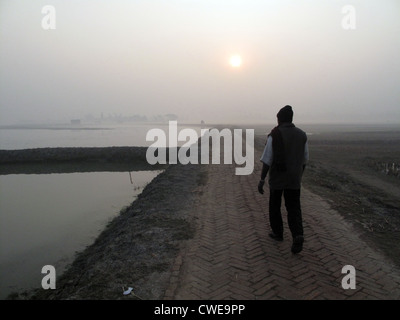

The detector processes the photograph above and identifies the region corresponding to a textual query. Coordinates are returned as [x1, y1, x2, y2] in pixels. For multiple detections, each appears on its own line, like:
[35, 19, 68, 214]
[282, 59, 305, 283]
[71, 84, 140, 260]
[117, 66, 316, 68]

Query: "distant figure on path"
[258, 105, 309, 254]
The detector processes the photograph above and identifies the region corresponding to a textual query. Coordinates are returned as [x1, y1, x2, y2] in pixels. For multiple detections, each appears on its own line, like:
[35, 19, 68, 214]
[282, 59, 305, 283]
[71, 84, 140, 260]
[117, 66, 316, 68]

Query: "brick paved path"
[164, 160, 400, 300]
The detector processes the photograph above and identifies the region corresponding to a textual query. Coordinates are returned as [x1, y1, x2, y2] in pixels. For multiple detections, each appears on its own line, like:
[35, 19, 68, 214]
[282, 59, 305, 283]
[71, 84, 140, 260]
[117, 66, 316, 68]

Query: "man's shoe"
[291, 235, 304, 254]
[269, 232, 283, 241]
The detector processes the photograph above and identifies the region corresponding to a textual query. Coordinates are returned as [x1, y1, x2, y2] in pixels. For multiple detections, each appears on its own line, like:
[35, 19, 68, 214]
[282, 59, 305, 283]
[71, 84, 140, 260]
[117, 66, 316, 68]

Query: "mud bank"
[0, 147, 149, 164]
[0, 147, 168, 174]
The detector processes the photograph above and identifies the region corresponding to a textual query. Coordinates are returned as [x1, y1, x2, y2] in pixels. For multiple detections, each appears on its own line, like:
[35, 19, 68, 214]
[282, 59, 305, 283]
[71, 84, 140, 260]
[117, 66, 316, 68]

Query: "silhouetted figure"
[258, 105, 309, 254]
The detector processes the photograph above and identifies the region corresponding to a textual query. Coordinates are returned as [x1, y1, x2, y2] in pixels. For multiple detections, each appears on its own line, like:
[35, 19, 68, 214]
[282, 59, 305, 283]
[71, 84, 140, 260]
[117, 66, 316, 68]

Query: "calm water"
[0, 122, 205, 150]
[0, 170, 162, 298]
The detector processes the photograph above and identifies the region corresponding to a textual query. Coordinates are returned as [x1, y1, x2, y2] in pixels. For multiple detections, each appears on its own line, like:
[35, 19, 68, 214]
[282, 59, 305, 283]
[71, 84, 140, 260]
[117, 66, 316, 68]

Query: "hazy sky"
[0, 0, 399, 125]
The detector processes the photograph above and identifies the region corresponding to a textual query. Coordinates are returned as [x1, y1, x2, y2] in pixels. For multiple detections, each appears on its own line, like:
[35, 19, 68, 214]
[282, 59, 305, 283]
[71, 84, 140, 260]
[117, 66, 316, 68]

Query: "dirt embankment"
[300, 133, 400, 269]
[0, 147, 167, 174]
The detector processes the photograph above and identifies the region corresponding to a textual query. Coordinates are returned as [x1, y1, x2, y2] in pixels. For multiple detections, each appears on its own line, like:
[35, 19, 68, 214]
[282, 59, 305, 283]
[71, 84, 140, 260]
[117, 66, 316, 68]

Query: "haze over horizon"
[1, 0, 399, 126]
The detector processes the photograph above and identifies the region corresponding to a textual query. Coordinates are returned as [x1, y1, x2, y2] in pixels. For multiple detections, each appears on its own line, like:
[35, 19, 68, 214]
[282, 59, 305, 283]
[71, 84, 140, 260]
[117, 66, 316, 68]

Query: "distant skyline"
[1, 0, 399, 125]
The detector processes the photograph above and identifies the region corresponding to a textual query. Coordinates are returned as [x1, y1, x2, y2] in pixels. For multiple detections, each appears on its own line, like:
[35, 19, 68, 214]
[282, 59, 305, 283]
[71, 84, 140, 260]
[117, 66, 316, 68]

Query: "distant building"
[70, 119, 81, 125]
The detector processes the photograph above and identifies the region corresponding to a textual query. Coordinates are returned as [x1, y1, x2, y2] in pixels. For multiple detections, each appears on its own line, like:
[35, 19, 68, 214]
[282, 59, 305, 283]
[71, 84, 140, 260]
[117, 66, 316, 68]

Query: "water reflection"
[0, 170, 162, 299]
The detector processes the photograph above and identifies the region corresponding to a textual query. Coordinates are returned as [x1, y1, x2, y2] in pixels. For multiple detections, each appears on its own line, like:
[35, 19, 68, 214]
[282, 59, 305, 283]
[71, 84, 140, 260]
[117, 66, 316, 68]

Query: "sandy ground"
[5, 124, 400, 300]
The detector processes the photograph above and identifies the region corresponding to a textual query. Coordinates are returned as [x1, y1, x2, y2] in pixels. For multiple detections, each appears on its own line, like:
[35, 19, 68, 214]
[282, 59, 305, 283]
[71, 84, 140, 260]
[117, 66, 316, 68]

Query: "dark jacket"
[269, 123, 307, 190]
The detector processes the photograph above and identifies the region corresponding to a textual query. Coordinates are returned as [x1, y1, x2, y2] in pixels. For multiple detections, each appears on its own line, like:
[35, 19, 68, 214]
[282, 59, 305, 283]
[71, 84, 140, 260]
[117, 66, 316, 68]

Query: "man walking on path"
[258, 105, 309, 254]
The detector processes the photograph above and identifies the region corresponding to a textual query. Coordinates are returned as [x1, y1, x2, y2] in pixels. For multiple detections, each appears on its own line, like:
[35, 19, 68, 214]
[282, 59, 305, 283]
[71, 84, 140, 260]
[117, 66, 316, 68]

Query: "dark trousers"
[269, 189, 304, 239]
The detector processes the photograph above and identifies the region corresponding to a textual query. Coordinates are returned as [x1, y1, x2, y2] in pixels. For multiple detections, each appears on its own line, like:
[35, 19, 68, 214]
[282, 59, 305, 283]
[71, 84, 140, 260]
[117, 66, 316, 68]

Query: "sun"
[229, 55, 242, 68]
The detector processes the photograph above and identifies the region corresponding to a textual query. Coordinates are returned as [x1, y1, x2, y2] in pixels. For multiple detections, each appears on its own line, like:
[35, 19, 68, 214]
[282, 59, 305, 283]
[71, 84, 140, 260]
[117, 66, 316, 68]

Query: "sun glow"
[229, 55, 242, 68]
